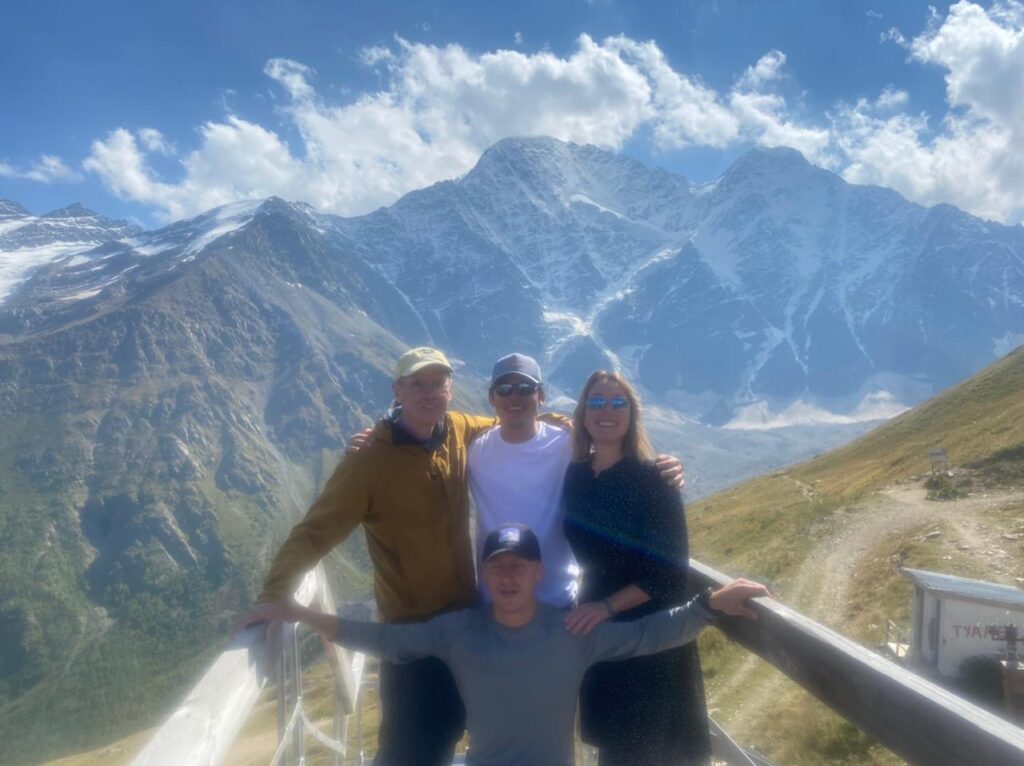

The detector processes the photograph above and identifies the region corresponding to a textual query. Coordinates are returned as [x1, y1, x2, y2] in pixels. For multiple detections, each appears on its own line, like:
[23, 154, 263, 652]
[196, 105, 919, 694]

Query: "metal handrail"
[130, 564, 364, 766]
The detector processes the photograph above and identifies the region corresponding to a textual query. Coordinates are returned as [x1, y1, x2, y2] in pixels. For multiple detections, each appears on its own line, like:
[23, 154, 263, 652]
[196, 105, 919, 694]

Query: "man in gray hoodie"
[261, 524, 768, 766]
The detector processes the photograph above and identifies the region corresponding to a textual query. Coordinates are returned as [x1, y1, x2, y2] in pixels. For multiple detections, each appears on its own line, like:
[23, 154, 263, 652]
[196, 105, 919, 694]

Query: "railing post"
[277, 623, 289, 765]
[291, 622, 305, 764]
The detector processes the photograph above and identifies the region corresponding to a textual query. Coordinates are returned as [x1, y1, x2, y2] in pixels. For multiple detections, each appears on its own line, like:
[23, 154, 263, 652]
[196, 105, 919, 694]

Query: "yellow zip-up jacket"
[259, 411, 495, 622]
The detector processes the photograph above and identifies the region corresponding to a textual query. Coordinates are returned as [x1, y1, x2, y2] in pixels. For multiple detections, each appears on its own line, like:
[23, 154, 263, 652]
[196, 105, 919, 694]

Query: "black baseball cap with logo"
[481, 523, 542, 563]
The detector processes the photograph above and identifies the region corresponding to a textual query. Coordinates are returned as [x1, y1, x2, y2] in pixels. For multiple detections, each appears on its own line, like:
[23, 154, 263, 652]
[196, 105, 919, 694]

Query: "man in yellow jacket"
[237, 346, 494, 766]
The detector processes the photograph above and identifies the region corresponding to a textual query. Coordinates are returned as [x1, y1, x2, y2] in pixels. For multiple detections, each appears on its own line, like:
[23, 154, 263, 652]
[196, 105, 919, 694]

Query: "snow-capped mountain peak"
[3, 137, 1023, 426]
[0, 198, 32, 219]
[42, 202, 99, 219]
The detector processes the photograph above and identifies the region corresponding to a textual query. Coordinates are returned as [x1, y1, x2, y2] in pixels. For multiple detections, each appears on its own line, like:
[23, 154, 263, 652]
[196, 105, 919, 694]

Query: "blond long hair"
[571, 370, 655, 462]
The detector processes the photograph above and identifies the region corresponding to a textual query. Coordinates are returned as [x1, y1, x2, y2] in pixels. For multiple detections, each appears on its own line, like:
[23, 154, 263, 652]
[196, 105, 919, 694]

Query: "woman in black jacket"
[563, 370, 710, 766]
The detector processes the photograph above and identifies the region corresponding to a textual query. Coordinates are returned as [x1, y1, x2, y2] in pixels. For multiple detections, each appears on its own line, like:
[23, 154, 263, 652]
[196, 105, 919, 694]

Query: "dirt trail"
[711, 480, 1024, 737]
[792, 483, 1024, 627]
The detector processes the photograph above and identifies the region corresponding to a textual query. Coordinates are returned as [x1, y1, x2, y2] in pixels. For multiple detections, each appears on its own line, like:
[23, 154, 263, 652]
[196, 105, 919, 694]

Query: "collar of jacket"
[377, 406, 448, 452]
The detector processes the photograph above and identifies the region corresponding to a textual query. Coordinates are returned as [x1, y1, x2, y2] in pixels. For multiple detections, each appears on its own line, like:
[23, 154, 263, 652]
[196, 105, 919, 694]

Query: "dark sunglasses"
[586, 395, 630, 410]
[493, 382, 540, 397]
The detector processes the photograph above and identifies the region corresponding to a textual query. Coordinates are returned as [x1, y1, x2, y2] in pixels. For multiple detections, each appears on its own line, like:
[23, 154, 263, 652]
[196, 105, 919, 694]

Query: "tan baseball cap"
[395, 347, 453, 379]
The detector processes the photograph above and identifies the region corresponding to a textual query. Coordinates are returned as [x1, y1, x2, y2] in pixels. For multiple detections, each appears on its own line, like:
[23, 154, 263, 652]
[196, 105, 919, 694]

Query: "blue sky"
[2, 1, 1023, 226]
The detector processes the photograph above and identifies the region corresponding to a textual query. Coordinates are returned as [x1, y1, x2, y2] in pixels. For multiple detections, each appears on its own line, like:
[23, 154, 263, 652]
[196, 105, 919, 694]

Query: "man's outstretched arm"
[233, 456, 372, 635]
[243, 600, 456, 664]
[583, 579, 770, 664]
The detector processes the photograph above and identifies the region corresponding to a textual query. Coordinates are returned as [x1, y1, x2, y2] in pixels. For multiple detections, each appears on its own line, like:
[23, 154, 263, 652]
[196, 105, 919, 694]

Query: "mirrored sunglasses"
[493, 382, 539, 397]
[586, 395, 630, 410]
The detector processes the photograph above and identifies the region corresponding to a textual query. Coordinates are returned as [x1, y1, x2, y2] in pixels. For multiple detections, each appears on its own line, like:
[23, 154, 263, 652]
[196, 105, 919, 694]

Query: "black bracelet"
[696, 587, 726, 619]
[602, 597, 616, 617]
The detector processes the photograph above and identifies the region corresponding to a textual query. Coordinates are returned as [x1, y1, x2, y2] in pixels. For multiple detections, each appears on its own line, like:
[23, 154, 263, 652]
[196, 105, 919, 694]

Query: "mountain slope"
[0, 199, 489, 763]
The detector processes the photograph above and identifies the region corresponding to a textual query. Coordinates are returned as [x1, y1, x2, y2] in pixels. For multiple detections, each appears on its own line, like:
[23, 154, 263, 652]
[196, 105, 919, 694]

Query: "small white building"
[902, 568, 1024, 678]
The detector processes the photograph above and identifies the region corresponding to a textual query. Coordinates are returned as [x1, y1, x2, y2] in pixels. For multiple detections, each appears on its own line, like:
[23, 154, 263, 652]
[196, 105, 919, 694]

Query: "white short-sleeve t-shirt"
[468, 421, 577, 607]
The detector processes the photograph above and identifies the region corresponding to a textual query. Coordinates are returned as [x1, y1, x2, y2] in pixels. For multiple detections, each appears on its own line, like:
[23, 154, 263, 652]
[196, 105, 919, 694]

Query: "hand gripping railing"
[131, 563, 364, 766]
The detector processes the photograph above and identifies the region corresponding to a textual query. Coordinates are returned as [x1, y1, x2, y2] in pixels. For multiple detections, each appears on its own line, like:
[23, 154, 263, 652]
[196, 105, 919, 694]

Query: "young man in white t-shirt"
[468, 354, 578, 606]
[469, 354, 684, 609]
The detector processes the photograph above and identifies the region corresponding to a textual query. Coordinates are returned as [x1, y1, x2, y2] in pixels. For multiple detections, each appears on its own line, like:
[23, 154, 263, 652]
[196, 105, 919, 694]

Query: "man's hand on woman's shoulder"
[346, 427, 374, 454]
[654, 454, 685, 489]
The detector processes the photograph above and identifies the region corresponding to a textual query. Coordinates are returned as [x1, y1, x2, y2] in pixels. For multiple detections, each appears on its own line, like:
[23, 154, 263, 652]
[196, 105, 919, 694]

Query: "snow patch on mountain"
[724, 390, 909, 430]
[569, 193, 625, 220]
[0, 203, 141, 305]
[124, 199, 261, 258]
[0, 219, 30, 237]
[0, 242, 104, 304]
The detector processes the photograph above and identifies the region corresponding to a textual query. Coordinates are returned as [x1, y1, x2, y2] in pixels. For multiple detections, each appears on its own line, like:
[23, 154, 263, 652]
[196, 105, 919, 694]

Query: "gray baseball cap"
[490, 353, 542, 386]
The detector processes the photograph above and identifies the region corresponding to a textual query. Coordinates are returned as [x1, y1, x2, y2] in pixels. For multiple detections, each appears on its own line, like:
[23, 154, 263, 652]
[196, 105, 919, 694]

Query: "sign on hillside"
[929, 448, 949, 474]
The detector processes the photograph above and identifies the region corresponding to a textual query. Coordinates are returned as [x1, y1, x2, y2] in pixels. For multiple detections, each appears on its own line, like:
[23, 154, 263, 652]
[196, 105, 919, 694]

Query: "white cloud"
[737, 50, 786, 89]
[359, 45, 394, 67]
[83, 122, 302, 221]
[881, 27, 908, 46]
[78, 6, 1024, 225]
[875, 86, 909, 109]
[841, 1, 1024, 222]
[727, 51, 833, 163]
[86, 35, 690, 220]
[605, 36, 737, 149]
[909, 1, 1024, 128]
[138, 128, 174, 155]
[264, 58, 317, 101]
[0, 154, 82, 183]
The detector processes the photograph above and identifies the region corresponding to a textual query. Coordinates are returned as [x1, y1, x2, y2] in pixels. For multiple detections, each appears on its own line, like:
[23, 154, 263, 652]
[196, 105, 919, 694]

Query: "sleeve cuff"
[334, 617, 383, 652]
[694, 588, 726, 622]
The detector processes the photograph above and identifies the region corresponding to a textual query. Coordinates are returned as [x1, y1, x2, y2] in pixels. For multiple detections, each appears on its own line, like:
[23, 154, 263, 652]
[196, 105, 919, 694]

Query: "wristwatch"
[696, 587, 727, 620]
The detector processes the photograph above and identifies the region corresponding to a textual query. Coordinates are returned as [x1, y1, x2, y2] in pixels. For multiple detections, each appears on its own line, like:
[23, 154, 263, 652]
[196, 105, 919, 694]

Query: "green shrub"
[924, 475, 968, 501]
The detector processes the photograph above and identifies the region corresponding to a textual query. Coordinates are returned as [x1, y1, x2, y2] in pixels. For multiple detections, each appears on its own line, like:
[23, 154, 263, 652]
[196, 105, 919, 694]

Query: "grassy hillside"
[691, 347, 1024, 578]
[689, 347, 1024, 764]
